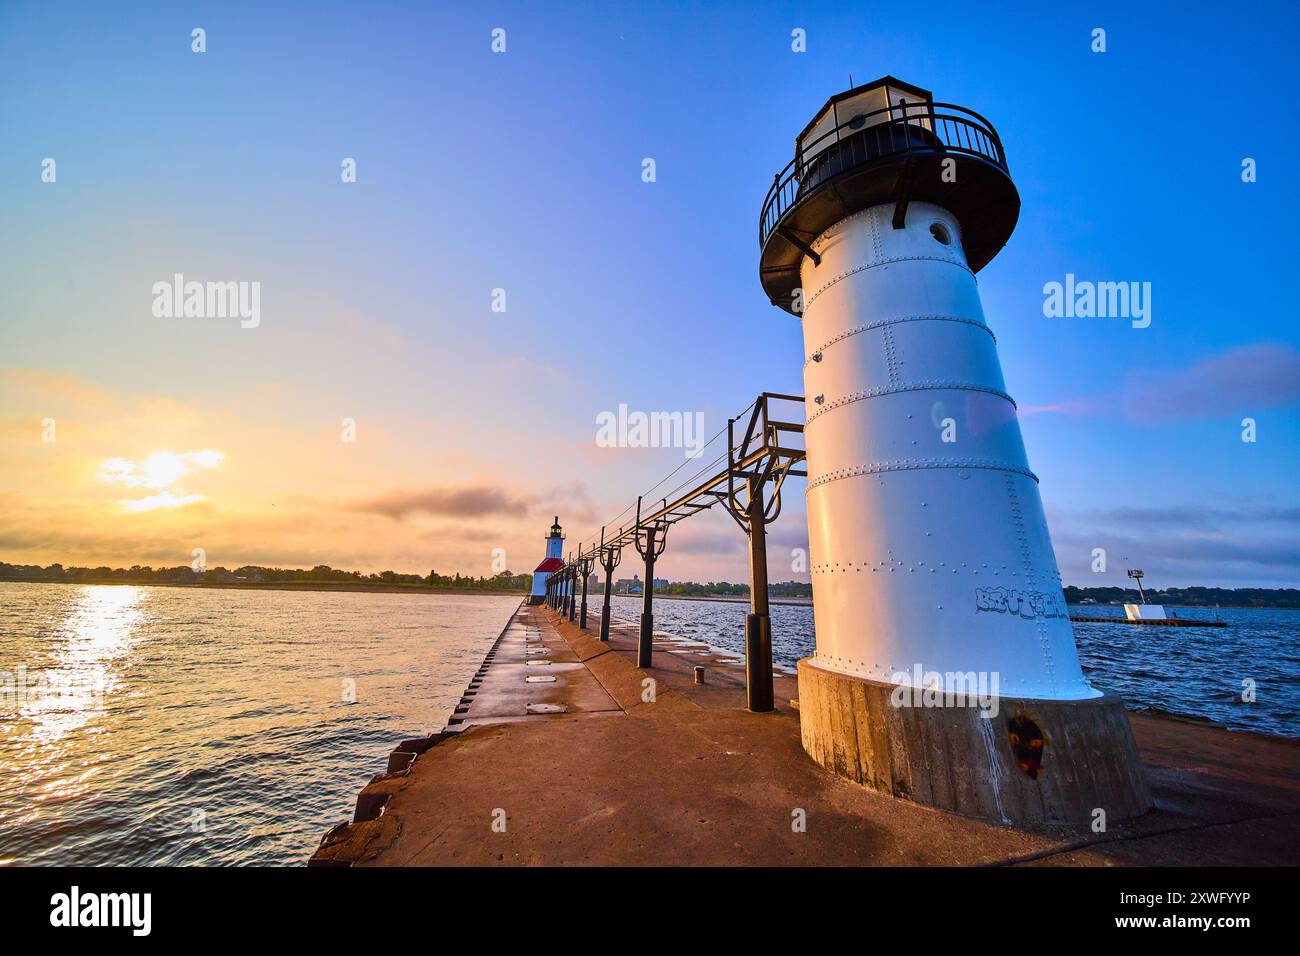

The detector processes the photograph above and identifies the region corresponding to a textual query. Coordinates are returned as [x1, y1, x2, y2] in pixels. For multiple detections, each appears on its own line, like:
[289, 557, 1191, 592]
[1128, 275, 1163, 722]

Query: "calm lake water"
[2, 582, 1295, 867]
[0, 583, 517, 866]
[612, 596, 1300, 739]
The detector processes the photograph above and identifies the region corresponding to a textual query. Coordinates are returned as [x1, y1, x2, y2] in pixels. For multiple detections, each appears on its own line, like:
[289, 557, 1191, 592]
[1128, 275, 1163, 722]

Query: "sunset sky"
[2, 1, 1297, 588]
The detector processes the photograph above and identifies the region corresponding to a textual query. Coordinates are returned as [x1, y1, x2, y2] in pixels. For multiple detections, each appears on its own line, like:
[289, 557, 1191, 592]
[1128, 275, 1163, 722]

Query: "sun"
[96, 449, 225, 511]
[138, 451, 188, 490]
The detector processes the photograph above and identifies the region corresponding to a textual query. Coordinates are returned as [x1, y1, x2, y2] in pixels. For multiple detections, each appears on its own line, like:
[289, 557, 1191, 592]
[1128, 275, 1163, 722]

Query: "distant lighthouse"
[528, 516, 565, 605]
[758, 77, 1150, 825]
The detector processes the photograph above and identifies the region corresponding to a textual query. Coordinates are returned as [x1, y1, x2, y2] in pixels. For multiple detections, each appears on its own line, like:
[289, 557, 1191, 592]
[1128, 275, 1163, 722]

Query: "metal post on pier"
[577, 546, 595, 630]
[598, 526, 622, 642]
[744, 474, 774, 712]
[561, 555, 570, 618]
[632, 496, 667, 668]
[721, 408, 796, 713]
[638, 527, 656, 665]
[579, 562, 589, 628]
[568, 547, 579, 623]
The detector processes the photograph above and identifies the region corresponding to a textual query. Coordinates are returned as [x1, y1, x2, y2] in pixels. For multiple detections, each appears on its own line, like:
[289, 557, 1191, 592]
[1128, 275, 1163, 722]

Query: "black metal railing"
[544, 392, 806, 713]
[759, 101, 1008, 248]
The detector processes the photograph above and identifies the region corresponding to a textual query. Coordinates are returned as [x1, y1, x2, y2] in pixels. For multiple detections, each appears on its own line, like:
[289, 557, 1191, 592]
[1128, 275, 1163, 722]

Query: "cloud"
[1064, 503, 1300, 531]
[1023, 343, 1300, 421]
[96, 449, 224, 490]
[349, 484, 533, 520]
[663, 524, 744, 557]
[349, 479, 601, 528]
[95, 449, 224, 511]
[500, 355, 569, 386]
[119, 491, 206, 512]
[1047, 501, 1300, 587]
[1054, 525, 1300, 577]
[0, 493, 536, 575]
[0, 369, 614, 576]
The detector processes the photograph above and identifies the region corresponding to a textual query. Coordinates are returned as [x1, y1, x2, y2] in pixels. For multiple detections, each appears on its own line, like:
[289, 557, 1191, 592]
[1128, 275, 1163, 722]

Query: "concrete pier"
[309, 603, 1300, 866]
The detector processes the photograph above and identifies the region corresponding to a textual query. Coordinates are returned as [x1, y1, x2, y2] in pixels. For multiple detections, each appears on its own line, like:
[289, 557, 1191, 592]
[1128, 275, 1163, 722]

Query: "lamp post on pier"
[742, 474, 774, 713]
[567, 549, 579, 623]
[598, 526, 622, 642]
[632, 496, 668, 668]
[577, 547, 596, 630]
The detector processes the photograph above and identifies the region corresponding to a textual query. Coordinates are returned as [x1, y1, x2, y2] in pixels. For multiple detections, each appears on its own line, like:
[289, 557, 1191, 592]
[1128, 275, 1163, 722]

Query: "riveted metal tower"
[759, 77, 1150, 825]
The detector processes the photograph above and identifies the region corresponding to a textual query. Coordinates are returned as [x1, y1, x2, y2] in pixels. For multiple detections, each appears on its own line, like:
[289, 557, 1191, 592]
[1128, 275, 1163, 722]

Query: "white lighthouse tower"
[758, 77, 1150, 825]
[528, 516, 565, 605]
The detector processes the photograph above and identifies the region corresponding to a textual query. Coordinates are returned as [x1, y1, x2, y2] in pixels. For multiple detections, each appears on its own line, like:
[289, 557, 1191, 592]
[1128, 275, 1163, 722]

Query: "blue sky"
[1, 1, 1297, 587]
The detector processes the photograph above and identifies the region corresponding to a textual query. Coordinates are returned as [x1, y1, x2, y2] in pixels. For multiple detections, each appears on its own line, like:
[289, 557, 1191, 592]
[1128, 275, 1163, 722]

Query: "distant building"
[587, 573, 600, 592]
[653, 578, 669, 589]
[614, 574, 642, 595]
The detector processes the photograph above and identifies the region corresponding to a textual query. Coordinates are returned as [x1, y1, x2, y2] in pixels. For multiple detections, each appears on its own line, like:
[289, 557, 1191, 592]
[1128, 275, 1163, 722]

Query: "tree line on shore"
[1, 561, 1294, 607]
[655, 580, 812, 598]
[1062, 585, 1299, 609]
[0, 561, 532, 592]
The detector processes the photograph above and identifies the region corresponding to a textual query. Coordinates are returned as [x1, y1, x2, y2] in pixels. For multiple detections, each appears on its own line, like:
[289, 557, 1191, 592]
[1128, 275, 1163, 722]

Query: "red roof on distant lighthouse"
[534, 557, 564, 573]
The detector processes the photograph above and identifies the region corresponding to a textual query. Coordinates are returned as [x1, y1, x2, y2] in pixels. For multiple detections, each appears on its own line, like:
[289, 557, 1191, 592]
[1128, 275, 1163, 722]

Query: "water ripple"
[0, 583, 516, 865]
[612, 596, 1300, 739]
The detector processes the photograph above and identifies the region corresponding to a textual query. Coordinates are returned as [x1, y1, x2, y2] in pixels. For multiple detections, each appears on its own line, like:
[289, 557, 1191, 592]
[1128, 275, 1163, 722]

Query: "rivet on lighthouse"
[528, 516, 565, 606]
[758, 77, 1151, 824]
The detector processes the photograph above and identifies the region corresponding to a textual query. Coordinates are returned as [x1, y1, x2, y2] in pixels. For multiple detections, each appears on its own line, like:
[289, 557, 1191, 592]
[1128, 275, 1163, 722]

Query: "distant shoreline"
[617, 593, 814, 608]
[1, 577, 1296, 610]
[0, 578, 811, 605]
[0, 577, 527, 598]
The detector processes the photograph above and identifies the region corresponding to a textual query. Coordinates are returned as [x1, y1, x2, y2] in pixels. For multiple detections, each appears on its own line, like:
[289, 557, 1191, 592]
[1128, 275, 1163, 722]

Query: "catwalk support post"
[633, 496, 667, 668]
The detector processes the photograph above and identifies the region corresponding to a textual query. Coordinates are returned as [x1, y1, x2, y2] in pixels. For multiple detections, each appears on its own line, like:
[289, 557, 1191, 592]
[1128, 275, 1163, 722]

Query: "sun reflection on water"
[23, 586, 145, 743]
[1, 584, 526, 864]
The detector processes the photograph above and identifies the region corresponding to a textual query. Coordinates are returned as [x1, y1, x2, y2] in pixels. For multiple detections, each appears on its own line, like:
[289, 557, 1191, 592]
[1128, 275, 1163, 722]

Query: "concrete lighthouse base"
[796, 660, 1152, 827]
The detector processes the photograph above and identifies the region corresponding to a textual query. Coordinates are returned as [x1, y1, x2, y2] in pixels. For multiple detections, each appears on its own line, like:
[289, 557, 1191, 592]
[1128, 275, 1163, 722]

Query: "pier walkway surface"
[311, 603, 1300, 866]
